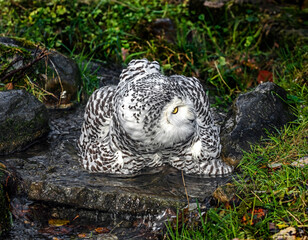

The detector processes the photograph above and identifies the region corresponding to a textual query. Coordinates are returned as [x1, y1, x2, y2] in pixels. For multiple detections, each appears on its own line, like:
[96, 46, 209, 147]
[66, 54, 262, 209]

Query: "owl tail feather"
[120, 58, 161, 82]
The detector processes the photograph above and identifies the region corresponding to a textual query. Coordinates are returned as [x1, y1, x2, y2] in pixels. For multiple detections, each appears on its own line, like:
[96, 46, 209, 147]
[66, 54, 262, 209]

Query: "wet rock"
[85, 61, 121, 87]
[0, 105, 231, 229]
[220, 82, 296, 166]
[0, 37, 81, 108]
[0, 90, 49, 155]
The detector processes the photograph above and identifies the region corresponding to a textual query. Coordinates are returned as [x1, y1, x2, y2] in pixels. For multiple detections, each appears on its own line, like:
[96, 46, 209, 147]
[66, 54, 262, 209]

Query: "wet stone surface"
[1, 105, 231, 239]
[0, 90, 49, 155]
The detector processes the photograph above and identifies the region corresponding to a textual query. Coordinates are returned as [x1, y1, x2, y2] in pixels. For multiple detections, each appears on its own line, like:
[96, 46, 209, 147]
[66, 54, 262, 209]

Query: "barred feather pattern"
[77, 59, 233, 176]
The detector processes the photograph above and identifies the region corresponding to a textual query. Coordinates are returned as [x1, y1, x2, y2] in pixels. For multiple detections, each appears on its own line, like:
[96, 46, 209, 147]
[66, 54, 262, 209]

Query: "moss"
[0, 40, 32, 59]
[9, 37, 37, 49]
[0, 111, 49, 154]
[0, 38, 33, 79]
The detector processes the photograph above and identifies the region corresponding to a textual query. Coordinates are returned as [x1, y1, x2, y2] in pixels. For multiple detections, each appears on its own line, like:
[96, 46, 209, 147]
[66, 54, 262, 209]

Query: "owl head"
[115, 73, 197, 152]
[155, 95, 196, 147]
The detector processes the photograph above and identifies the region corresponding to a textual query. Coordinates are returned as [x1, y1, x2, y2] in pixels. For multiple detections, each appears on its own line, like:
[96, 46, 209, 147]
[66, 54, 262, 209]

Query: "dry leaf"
[78, 233, 87, 238]
[95, 227, 110, 234]
[242, 208, 267, 225]
[0, 162, 7, 169]
[5, 82, 14, 90]
[291, 156, 308, 168]
[257, 70, 273, 83]
[48, 219, 70, 227]
[272, 227, 296, 240]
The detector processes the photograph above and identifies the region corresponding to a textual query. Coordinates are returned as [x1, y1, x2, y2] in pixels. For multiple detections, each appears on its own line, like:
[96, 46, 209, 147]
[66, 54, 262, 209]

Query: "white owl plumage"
[77, 59, 233, 176]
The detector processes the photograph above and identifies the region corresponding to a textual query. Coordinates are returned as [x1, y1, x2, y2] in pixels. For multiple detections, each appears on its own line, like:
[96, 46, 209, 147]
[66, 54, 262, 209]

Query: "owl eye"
[172, 107, 178, 114]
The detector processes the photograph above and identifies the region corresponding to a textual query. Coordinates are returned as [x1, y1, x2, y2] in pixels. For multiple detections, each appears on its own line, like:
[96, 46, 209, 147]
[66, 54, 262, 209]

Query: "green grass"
[165, 119, 307, 239]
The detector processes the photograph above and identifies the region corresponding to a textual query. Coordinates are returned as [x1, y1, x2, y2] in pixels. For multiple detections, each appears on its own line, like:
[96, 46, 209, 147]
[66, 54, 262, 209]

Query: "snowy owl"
[77, 59, 233, 176]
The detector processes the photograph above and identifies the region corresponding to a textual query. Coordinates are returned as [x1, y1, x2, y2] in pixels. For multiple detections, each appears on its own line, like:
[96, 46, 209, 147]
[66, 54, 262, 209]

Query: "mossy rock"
[0, 37, 81, 107]
[0, 90, 49, 155]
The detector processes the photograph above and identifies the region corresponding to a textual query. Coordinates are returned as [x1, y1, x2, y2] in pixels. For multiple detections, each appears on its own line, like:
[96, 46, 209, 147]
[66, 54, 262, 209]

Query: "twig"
[109, 221, 123, 234]
[11, 0, 27, 10]
[181, 170, 190, 208]
[251, 191, 264, 203]
[25, 75, 58, 100]
[286, 210, 303, 225]
[0, 56, 23, 77]
[1, 49, 50, 82]
[214, 61, 231, 90]
[48, 57, 64, 105]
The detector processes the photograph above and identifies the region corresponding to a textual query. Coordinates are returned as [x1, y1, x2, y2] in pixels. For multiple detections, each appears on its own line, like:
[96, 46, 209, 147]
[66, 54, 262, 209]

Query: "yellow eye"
[172, 107, 178, 114]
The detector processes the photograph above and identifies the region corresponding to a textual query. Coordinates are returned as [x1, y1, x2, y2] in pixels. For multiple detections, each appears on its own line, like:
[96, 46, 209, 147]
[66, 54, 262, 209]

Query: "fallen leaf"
[272, 227, 296, 240]
[242, 207, 267, 225]
[48, 219, 70, 227]
[291, 156, 308, 168]
[95, 227, 110, 234]
[0, 162, 7, 169]
[5, 82, 14, 90]
[277, 223, 290, 229]
[78, 233, 87, 238]
[268, 162, 283, 169]
[39, 226, 72, 235]
[257, 70, 273, 83]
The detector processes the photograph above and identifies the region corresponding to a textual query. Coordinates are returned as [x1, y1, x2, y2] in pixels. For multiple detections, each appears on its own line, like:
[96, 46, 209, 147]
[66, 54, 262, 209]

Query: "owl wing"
[169, 75, 233, 175]
[78, 85, 158, 174]
[77, 86, 116, 171]
[78, 86, 115, 148]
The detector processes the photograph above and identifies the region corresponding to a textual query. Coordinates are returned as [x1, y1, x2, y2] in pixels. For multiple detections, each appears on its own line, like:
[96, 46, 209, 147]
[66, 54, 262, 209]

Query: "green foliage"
[2, 0, 305, 100]
[1, 0, 306, 103]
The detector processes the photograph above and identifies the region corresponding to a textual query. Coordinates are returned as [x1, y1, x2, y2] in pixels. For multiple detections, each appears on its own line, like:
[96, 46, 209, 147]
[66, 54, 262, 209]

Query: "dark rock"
[150, 18, 176, 43]
[220, 82, 296, 165]
[0, 90, 49, 155]
[44, 51, 81, 106]
[85, 61, 121, 87]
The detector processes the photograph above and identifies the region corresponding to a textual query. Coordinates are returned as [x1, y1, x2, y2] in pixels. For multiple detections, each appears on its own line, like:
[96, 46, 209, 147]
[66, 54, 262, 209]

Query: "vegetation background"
[0, 0, 307, 239]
